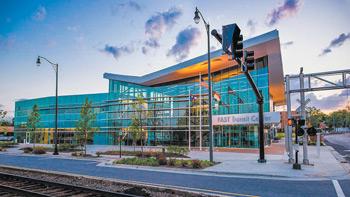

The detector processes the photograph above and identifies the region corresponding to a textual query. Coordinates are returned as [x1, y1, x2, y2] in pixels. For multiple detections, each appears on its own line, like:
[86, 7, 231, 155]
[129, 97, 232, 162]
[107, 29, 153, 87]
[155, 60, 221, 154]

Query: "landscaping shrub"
[136, 151, 159, 158]
[200, 160, 214, 168]
[191, 159, 202, 169]
[71, 151, 93, 157]
[71, 151, 83, 157]
[157, 154, 167, 165]
[181, 160, 188, 167]
[58, 143, 79, 152]
[166, 146, 189, 158]
[114, 157, 159, 166]
[21, 147, 33, 154]
[32, 146, 47, 154]
[276, 132, 284, 140]
[168, 159, 176, 166]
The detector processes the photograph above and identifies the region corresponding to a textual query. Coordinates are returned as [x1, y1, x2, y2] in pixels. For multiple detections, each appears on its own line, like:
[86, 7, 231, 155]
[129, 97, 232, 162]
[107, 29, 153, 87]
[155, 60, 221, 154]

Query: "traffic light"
[288, 118, 296, 126]
[222, 23, 243, 59]
[297, 128, 305, 136]
[244, 50, 255, 71]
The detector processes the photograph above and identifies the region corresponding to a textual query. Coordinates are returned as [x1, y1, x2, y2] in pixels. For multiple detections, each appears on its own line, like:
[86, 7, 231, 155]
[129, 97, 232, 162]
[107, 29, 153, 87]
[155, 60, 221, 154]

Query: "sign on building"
[212, 112, 281, 125]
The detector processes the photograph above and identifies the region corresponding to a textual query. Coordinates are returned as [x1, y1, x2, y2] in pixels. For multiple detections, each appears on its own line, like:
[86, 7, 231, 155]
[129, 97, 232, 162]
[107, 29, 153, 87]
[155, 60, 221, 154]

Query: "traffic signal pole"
[211, 25, 266, 163]
[236, 58, 266, 163]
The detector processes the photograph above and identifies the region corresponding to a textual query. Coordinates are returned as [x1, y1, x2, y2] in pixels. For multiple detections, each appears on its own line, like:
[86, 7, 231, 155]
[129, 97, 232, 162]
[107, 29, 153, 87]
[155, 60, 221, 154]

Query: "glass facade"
[14, 56, 272, 148]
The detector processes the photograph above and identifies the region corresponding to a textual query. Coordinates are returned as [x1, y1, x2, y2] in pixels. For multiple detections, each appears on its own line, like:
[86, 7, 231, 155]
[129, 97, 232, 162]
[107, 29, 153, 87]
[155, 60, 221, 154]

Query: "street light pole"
[194, 7, 214, 162]
[36, 56, 59, 155]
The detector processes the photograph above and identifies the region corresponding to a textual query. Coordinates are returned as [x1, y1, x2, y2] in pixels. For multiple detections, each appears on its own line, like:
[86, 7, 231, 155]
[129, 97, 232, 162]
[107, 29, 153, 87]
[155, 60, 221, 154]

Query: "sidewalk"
[196, 145, 350, 180]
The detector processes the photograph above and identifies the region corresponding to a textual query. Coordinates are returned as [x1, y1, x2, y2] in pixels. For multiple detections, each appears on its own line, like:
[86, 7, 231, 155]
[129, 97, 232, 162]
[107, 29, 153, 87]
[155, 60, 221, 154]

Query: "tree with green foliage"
[75, 98, 96, 155]
[326, 109, 350, 129]
[129, 116, 141, 152]
[0, 104, 7, 126]
[0, 104, 6, 119]
[27, 104, 40, 148]
[307, 106, 328, 127]
[129, 95, 148, 156]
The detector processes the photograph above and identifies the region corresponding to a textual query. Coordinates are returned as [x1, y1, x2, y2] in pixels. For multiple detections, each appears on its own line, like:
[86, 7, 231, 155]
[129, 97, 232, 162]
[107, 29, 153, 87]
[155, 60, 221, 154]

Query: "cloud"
[32, 5, 47, 21]
[281, 41, 294, 48]
[305, 90, 349, 112]
[266, 0, 302, 26]
[246, 19, 257, 35]
[111, 1, 141, 15]
[167, 27, 201, 62]
[101, 44, 134, 60]
[319, 33, 350, 56]
[142, 7, 182, 54]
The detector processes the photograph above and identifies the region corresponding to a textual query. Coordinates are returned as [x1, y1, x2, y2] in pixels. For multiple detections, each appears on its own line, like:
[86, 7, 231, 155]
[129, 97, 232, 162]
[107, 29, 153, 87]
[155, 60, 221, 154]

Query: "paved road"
[325, 133, 350, 162]
[0, 154, 347, 197]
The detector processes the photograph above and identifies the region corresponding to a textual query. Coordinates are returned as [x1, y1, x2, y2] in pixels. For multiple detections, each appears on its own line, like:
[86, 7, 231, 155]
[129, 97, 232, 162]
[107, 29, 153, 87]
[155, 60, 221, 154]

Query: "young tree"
[75, 98, 96, 155]
[129, 95, 148, 156]
[27, 104, 40, 148]
[128, 116, 141, 152]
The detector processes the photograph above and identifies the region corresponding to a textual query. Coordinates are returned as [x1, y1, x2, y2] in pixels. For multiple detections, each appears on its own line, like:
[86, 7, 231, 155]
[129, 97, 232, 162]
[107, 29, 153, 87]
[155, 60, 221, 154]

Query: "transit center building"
[14, 30, 285, 148]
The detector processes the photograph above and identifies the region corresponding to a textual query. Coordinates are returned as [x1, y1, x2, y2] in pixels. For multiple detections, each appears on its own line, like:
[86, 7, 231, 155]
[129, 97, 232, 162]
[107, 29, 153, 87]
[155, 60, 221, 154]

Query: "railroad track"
[0, 172, 140, 197]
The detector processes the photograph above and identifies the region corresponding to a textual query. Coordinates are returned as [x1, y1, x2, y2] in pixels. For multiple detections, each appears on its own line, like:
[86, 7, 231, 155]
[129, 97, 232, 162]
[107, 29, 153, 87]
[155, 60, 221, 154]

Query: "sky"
[1, 0, 350, 117]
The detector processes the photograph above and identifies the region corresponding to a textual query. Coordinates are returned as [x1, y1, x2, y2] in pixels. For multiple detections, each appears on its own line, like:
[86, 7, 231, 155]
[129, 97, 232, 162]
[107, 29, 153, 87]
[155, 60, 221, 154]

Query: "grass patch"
[113, 157, 160, 166]
[113, 157, 215, 169]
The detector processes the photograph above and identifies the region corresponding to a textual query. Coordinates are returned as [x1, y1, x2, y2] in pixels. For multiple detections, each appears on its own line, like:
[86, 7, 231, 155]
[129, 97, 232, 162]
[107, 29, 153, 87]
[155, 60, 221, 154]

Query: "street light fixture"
[193, 7, 214, 162]
[36, 56, 59, 155]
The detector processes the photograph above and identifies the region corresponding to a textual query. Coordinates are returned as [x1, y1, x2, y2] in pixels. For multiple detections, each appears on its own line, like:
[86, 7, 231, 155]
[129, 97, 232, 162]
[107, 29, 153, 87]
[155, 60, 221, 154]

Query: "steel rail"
[0, 171, 139, 197]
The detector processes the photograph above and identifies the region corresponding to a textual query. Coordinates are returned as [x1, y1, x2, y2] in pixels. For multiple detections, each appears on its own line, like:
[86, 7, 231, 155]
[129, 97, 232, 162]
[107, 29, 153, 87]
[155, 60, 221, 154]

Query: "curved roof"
[104, 29, 285, 105]
[104, 30, 279, 85]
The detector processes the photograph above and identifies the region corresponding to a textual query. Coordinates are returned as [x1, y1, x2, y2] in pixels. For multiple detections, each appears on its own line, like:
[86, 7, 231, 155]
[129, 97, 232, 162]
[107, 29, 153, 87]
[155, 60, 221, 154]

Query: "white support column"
[300, 71, 309, 165]
[316, 132, 321, 158]
[199, 74, 202, 151]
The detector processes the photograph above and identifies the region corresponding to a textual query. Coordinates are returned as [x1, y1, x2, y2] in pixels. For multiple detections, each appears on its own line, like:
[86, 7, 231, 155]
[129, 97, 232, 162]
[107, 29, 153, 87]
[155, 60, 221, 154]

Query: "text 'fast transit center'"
[14, 30, 285, 148]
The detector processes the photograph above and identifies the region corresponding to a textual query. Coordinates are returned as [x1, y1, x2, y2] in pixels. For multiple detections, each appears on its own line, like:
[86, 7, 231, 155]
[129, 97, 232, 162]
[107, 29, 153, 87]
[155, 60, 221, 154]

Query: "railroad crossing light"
[222, 23, 243, 59]
[307, 127, 317, 136]
[244, 50, 255, 71]
[297, 128, 305, 136]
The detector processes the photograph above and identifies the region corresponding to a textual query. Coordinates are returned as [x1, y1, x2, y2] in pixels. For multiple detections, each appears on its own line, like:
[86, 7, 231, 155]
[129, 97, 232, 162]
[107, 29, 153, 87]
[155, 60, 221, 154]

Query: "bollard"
[303, 130, 309, 165]
[316, 133, 320, 158]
